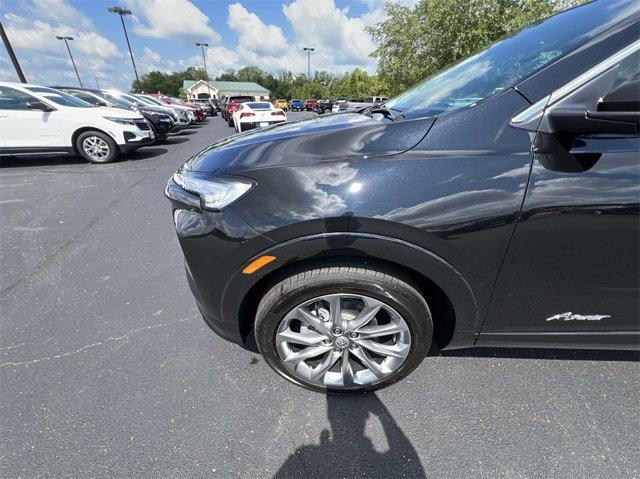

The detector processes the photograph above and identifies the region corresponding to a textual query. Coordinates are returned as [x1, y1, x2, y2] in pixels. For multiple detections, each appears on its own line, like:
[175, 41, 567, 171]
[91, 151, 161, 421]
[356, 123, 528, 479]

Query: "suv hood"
[95, 106, 144, 119]
[185, 112, 434, 174]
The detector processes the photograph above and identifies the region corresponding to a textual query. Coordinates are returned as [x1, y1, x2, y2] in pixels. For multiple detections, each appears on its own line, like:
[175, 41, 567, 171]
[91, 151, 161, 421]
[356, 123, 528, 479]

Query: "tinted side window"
[0, 87, 37, 110]
[68, 91, 100, 105]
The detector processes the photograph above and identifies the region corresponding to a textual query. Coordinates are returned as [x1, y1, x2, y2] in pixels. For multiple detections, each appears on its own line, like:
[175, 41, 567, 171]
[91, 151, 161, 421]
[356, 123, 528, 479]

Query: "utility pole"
[195, 42, 211, 100]
[95, 76, 101, 89]
[0, 21, 27, 82]
[108, 6, 140, 87]
[56, 36, 82, 86]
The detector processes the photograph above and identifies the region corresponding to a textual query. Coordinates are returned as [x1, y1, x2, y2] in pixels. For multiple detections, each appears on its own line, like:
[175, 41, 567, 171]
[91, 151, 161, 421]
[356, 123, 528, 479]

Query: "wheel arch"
[223, 233, 479, 351]
[71, 127, 119, 155]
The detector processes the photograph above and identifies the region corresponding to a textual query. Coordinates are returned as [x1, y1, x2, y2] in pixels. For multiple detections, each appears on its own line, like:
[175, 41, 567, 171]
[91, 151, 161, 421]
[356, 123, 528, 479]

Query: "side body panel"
[481, 137, 640, 336]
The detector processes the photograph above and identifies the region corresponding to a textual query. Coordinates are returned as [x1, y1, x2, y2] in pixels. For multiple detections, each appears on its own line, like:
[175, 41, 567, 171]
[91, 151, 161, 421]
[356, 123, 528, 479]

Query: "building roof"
[183, 79, 269, 93]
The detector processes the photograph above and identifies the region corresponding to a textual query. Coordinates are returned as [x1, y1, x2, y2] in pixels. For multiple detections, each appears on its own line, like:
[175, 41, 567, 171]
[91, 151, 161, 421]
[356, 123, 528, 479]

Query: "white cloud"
[3, 13, 118, 59]
[283, 0, 376, 67]
[179, 45, 241, 78]
[125, 0, 221, 43]
[2, 7, 121, 88]
[227, 3, 289, 56]
[25, 0, 95, 30]
[139, 47, 178, 73]
[143, 47, 162, 64]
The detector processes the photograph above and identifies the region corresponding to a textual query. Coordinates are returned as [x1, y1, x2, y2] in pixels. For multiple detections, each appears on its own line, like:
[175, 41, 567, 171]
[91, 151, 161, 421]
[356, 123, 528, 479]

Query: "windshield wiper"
[358, 105, 404, 122]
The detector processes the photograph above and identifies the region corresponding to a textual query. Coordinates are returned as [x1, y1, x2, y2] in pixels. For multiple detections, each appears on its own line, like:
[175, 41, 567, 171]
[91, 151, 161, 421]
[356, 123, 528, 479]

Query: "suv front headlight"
[103, 116, 138, 125]
[172, 172, 254, 211]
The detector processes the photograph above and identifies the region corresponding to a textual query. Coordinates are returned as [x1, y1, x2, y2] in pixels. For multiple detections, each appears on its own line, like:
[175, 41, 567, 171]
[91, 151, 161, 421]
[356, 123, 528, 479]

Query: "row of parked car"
[0, 82, 219, 164]
[269, 96, 388, 113]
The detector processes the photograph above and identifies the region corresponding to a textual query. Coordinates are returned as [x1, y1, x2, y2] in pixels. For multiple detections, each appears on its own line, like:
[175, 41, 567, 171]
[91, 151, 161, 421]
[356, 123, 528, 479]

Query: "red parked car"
[304, 99, 316, 111]
[148, 94, 205, 121]
[223, 95, 254, 127]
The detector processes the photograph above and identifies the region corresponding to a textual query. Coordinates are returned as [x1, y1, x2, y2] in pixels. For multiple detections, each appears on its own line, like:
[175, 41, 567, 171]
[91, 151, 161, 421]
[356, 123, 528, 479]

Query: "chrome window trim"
[510, 39, 640, 126]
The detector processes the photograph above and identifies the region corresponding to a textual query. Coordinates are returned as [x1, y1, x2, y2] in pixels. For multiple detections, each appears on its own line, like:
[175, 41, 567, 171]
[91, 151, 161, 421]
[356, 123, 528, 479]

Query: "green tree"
[133, 67, 208, 96]
[367, 0, 584, 96]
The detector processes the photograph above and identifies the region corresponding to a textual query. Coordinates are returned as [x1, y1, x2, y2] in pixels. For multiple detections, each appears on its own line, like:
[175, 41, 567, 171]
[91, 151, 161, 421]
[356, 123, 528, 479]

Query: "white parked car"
[0, 82, 154, 163]
[232, 101, 286, 132]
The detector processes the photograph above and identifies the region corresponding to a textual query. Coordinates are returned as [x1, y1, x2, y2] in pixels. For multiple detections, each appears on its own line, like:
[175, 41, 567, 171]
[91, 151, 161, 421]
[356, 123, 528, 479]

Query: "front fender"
[222, 232, 479, 349]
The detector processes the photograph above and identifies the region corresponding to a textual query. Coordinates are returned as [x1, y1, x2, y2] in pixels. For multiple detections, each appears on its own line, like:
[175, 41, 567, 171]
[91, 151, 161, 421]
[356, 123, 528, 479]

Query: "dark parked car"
[315, 99, 335, 114]
[165, 0, 640, 393]
[55, 86, 177, 143]
[304, 99, 317, 111]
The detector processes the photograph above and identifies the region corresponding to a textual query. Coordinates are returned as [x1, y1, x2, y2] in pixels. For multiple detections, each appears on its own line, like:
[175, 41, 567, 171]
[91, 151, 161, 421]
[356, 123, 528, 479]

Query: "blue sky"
[0, 0, 410, 90]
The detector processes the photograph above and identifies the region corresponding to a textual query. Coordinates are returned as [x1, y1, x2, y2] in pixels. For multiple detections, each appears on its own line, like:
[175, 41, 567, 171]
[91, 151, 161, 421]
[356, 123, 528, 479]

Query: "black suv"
[166, 0, 640, 393]
[315, 99, 334, 114]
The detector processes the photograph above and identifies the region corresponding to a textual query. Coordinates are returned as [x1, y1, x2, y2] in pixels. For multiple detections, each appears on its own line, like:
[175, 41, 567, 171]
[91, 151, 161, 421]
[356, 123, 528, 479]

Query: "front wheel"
[76, 131, 119, 164]
[254, 264, 433, 393]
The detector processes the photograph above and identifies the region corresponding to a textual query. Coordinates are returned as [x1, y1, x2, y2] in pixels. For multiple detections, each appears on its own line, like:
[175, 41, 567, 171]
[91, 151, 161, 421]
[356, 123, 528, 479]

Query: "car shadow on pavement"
[439, 347, 639, 362]
[273, 393, 426, 479]
[0, 148, 169, 168]
[163, 136, 191, 144]
[0, 154, 87, 168]
[121, 147, 168, 160]
[179, 130, 198, 135]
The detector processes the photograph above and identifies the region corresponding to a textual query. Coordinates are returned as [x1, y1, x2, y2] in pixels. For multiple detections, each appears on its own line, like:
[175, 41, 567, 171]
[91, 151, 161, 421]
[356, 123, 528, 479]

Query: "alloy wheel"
[82, 136, 110, 161]
[275, 294, 411, 388]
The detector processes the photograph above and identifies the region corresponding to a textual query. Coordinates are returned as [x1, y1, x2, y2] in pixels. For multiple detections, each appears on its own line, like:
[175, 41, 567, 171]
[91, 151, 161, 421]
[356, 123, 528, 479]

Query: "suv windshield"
[25, 86, 92, 108]
[386, 0, 639, 118]
[101, 92, 135, 109]
[137, 95, 164, 106]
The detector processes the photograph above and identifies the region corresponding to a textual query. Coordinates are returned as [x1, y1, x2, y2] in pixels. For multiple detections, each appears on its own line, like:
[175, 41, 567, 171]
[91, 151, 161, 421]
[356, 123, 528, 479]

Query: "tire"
[76, 130, 119, 164]
[254, 263, 433, 393]
[149, 123, 165, 145]
[324, 108, 331, 114]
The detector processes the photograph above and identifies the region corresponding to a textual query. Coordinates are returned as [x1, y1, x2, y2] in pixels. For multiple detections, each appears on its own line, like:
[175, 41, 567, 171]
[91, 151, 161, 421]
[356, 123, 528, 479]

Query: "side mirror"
[598, 77, 640, 112]
[26, 101, 54, 112]
[546, 106, 638, 137]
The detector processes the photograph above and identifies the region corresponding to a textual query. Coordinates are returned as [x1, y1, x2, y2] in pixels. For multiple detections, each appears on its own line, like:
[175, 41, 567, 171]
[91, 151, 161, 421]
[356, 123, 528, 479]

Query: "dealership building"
[183, 80, 270, 101]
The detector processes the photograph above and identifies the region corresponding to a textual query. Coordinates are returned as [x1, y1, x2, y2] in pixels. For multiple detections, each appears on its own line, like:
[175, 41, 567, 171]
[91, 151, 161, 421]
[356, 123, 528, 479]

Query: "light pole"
[1, 21, 26, 82]
[302, 46, 315, 99]
[56, 36, 82, 86]
[302, 46, 315, 79]
[108, 6, 140, 87]
[195, 42, 211, 100]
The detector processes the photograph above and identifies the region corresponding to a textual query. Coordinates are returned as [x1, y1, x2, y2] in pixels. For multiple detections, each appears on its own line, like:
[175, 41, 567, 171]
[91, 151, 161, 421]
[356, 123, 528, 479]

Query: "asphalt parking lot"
[1, 112, 638, 478]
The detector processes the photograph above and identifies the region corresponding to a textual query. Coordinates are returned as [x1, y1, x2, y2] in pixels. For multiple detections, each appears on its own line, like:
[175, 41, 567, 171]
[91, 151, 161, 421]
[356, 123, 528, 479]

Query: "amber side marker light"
[242, 255, 276, 274]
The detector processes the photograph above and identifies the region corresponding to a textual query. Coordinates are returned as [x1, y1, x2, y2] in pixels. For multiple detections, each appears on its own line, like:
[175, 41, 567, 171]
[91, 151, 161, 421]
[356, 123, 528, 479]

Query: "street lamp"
[108, 6, 140, 87]
[302, 46, 315, 79]
[56, 36, 82, 86]
[195, 42, 212, 100]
